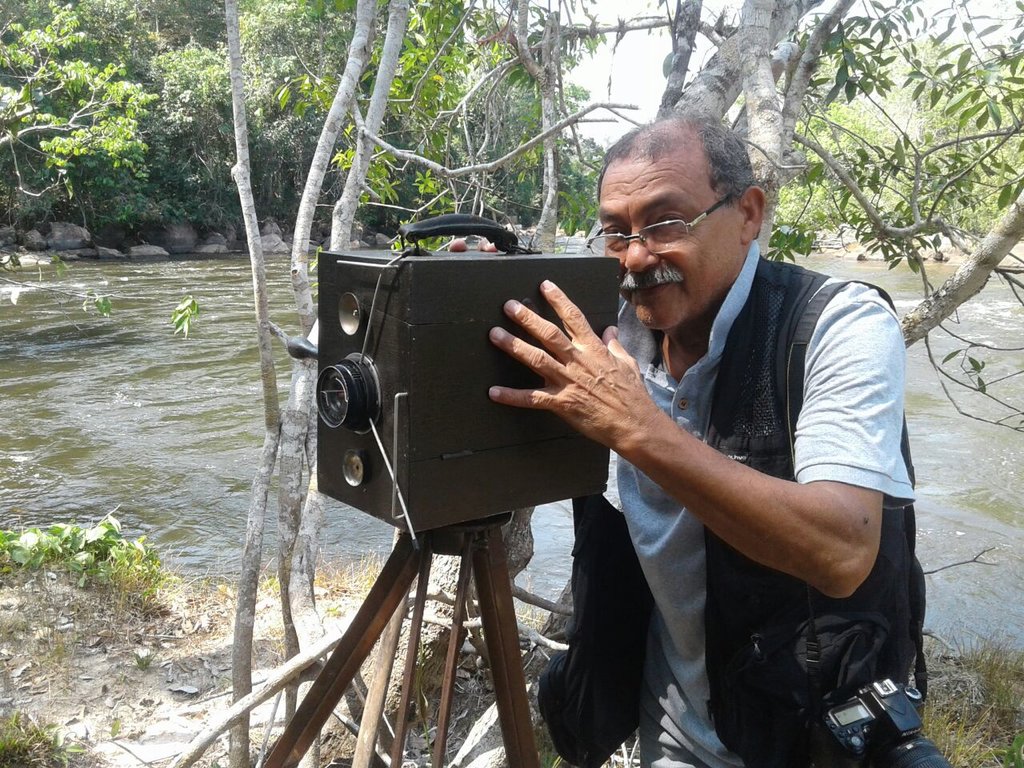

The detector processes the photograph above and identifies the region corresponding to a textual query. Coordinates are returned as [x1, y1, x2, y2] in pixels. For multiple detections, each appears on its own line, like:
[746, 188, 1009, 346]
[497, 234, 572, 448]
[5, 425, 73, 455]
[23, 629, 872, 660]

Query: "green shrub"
[0, 516, 164, 604]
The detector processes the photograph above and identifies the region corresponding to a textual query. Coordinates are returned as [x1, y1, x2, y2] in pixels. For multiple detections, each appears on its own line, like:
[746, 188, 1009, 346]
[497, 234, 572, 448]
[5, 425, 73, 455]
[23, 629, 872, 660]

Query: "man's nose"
[619, 238, 659, 273]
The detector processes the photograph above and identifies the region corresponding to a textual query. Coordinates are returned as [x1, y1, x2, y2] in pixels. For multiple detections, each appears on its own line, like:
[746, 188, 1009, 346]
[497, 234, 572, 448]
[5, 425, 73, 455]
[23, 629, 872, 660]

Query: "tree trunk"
[333, 0, 411, 245]
[901, 193, 1024, 346]
[223, 1, 282, 765]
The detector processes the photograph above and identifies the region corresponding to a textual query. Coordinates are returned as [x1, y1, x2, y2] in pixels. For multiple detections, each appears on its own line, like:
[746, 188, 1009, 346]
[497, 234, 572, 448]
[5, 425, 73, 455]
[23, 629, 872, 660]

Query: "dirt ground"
[0, 568, 280, 767]
[0, 565, 542, 768]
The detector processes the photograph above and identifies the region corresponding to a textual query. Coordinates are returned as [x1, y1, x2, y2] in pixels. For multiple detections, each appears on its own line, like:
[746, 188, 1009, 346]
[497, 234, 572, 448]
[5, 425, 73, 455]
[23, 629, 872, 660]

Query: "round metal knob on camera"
[342, 449, 368, 486]
[339, 292, 362, 336]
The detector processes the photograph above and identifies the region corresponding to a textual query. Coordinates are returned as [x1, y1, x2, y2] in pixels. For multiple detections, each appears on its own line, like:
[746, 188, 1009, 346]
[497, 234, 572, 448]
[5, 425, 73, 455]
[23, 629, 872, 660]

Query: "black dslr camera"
[818, 679, 951, 768]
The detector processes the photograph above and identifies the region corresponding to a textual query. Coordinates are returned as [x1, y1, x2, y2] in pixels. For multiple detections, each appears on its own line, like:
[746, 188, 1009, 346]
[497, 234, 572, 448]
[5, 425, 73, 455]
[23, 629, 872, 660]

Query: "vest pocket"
[710, 612, 890, 767]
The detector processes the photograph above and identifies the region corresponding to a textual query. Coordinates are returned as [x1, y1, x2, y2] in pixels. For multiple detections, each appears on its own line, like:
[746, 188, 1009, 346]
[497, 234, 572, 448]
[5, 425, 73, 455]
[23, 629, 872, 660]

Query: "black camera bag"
[537, 493, 653, 768]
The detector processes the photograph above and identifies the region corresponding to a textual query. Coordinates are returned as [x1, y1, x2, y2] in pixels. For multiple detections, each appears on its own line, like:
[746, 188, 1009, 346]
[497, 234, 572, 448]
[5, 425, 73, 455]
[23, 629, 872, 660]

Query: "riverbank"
[1, 556, 1022, 768]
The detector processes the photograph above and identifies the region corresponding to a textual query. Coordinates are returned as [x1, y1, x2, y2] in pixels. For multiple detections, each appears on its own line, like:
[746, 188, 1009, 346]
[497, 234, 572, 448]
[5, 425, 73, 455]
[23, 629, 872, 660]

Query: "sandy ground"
[1, 569, 319, 768]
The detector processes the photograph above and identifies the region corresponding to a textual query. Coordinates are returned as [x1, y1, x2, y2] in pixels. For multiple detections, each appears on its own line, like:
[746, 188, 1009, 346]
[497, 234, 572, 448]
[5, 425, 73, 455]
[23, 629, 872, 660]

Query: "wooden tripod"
[264, 519, 541, 768]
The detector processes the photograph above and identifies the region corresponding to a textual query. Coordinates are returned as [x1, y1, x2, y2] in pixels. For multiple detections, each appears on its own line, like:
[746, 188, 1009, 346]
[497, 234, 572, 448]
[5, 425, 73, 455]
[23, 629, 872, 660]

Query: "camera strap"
[785, 279, 846, 722]
[785, 279, 926, 723]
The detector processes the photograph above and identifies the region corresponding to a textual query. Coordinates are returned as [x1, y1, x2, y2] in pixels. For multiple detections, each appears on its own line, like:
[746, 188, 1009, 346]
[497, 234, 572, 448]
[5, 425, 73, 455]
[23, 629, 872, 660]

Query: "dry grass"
[0, 712, 84, 768]
[923, 637, 1024, 767]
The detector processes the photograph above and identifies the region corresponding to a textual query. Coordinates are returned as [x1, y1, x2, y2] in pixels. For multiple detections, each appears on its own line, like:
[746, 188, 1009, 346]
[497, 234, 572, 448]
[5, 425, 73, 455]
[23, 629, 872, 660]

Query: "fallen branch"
[924, 547, 998, 575]
[170, 616, 353, 768]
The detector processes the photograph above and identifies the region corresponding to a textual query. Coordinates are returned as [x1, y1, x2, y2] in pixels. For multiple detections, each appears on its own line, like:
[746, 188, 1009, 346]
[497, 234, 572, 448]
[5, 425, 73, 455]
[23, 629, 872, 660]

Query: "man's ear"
[737, 186, 766, 244]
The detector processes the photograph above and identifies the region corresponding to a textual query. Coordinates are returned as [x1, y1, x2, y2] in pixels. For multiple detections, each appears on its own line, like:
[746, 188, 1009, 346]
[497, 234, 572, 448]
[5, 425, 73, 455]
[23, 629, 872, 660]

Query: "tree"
[0, 4, 153, 242]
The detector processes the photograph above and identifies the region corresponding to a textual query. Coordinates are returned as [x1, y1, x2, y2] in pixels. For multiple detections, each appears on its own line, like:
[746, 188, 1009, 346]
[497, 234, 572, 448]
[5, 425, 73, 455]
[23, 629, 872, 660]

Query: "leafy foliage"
[0, 4, 155, 227]
[779, 0, 1024, 264]
[171, 293, 199, 337]
[0, 516, 163, 600]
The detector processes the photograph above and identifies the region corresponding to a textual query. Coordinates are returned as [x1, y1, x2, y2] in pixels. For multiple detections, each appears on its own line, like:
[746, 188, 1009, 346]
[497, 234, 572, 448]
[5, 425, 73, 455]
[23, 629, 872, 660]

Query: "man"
[488, 114, 920, 767]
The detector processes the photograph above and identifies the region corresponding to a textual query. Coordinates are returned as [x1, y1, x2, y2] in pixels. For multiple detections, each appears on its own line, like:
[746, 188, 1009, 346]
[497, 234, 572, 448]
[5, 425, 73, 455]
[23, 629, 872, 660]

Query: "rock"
[194, 243, 227, 254]
[0, 226, 15, 247]
[58, 247, 98, 259]
[93, 224, 127, 249]
[96, 246, 125, 259]
[261, 219, 282, 237]
[200, 232, 227, 246]
[158, 222, 199, 254]
[128, 244, 170, 258]
[46, 222, 91, 251]
[22, 229, 47, 251]
[260, 233, 289, 253]
[374, 232, 392, 248]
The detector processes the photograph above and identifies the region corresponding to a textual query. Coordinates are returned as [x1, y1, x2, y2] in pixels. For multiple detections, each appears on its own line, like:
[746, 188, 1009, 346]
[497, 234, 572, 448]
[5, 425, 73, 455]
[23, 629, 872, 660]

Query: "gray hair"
[598, 113, 756, 202]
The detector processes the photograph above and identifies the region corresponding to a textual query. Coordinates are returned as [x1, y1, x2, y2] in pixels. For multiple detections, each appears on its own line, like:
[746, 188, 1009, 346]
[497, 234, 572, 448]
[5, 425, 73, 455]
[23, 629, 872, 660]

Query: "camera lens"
[876, 736, 952, 768]
[317, 355, 381, 433]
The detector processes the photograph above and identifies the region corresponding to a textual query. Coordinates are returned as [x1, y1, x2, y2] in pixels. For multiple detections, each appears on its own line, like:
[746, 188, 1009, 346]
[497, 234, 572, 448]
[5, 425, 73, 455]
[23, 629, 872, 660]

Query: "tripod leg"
[265, 533, 421, 768]
[472, 526, 540, 768]
[389, 537, 434, 768]
[351, 596, 404, 768]
[431, 535, 475, 767]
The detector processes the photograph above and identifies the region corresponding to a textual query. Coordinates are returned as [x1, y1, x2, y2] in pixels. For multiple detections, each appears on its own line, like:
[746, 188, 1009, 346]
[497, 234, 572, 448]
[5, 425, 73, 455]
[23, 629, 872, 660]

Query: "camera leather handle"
[398, 213, 520, 253]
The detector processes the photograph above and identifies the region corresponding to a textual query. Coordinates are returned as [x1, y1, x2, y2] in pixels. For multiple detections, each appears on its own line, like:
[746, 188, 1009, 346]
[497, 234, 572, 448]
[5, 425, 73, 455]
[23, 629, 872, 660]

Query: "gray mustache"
[620, 263, 685, 294]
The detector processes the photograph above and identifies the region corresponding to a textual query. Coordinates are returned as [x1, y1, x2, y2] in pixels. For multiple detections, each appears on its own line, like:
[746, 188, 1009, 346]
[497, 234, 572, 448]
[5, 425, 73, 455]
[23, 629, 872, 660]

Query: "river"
[1, 251, 1021, 648]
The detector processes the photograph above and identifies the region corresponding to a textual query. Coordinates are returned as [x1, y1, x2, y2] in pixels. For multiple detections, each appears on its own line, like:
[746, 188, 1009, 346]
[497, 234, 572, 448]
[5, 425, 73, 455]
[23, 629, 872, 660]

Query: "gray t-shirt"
[614, 244, 914, 768]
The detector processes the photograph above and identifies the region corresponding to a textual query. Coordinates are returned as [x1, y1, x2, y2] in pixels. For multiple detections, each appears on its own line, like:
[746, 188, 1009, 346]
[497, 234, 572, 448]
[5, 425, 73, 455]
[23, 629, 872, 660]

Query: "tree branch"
[361, 102, 637, 179]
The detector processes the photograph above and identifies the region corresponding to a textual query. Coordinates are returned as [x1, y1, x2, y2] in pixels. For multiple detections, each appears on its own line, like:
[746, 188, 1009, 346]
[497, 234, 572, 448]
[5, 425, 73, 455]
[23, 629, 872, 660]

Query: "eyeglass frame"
[585, 195, 735, 255]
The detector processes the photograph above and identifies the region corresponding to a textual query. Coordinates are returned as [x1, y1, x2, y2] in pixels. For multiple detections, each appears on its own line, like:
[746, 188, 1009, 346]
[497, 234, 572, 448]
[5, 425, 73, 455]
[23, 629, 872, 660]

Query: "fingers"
[488, 325, 562, 380]
[500, 280, 601, 361]
[537, 280, 601, 346]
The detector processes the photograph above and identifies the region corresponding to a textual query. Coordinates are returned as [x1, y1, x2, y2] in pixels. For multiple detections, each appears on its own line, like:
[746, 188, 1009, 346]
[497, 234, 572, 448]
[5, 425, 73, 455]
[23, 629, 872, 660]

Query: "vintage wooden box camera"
[316, 246, 619, 533]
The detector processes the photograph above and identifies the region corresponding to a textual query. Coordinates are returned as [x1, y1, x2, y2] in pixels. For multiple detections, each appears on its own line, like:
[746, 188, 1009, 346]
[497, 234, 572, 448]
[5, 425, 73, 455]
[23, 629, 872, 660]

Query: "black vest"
[702, 258, 923, 766]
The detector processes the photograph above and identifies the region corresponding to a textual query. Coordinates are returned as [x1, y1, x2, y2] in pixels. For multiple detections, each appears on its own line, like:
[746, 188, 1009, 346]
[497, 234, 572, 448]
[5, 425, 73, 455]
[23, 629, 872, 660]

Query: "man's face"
[598, 130, 760, 341]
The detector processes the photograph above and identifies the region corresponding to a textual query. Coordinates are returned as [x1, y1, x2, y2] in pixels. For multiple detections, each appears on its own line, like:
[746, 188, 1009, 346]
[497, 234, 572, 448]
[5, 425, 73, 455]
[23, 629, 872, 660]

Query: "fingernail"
[488, 386, 501, 400]
[541, 280, 554, 291]
[505, 299, 522, 313]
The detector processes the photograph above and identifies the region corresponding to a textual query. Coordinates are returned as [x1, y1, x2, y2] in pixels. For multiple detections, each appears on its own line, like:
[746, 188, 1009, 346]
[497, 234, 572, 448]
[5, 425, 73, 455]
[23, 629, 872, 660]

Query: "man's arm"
[488, 280, 902, 598]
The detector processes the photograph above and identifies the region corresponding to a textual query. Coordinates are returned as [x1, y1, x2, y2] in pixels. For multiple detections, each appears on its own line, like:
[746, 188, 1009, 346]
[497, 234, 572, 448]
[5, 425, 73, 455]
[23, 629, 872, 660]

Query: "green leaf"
[942, 349, 961, 364]
[987, 100, 1002, 128]
[957, 49, 973, 74]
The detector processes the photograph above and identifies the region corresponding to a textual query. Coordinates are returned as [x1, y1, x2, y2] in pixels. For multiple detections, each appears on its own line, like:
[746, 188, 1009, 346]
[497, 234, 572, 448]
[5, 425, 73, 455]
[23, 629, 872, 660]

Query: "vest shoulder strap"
[783, 277, 927, 697]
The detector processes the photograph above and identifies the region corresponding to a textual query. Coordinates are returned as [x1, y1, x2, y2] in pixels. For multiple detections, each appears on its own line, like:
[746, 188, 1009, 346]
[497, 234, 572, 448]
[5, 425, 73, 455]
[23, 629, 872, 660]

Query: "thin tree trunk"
[224, 1, 281, 765]
[333, 0, 411, 244]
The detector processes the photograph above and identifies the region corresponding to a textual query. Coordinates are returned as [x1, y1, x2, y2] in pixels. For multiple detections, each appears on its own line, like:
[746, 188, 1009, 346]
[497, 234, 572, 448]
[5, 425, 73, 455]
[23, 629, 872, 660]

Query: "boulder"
[260, 233, 289, 253]
[261, 219, 282, 237]
[374, 232, 392, 248]
[96, 246, 125, 259]
[158, 222, 199, 254]
[201, 232, 227, 246]
[59, 247, 98, 259]
[93, 224, 127, 249]
[0, 226, 15, 247]
[128, 244, 170, 258]
[22, 229, 47, 251]
[47, 222, 91, 250]
[194, 243, 228, 254]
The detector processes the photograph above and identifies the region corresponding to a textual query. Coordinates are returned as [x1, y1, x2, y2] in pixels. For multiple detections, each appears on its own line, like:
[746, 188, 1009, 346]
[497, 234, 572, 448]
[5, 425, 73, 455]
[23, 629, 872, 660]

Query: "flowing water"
[1, 252, 1021, 647]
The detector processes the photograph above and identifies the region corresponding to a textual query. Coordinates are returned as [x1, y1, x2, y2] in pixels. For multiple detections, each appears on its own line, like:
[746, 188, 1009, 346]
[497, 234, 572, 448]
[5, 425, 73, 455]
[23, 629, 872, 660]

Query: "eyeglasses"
[586, 196, 733, 256]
